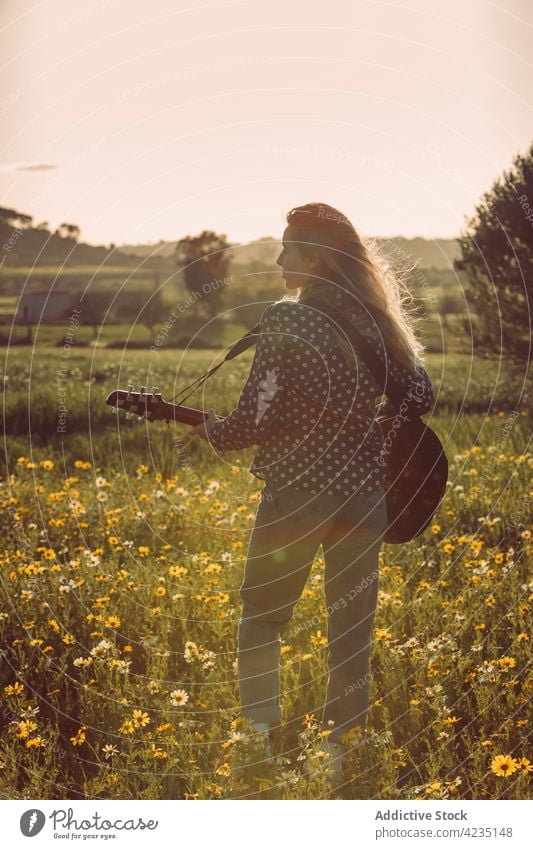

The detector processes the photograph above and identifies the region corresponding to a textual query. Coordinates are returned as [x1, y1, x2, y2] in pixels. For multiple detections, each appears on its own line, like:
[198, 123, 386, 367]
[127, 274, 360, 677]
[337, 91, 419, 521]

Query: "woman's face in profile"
[276, 225, 320, 290]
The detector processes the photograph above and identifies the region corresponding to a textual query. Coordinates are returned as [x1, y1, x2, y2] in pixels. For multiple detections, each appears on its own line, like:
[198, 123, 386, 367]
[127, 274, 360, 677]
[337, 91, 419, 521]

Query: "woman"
[190, 202, 435, 779]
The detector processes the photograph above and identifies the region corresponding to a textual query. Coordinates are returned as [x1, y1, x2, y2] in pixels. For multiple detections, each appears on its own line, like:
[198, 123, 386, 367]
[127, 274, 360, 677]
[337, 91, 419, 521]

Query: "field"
[0, 343, 531, 800]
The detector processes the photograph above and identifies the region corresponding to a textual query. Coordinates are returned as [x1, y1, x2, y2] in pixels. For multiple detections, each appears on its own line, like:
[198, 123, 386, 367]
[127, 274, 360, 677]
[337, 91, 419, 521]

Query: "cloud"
[0, 162, 57, 173]
[17, 163, 57, 172]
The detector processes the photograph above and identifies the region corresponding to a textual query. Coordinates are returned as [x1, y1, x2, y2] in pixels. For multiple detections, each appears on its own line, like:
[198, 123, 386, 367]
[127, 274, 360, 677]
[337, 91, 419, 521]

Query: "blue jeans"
[237, 482, 388, 742]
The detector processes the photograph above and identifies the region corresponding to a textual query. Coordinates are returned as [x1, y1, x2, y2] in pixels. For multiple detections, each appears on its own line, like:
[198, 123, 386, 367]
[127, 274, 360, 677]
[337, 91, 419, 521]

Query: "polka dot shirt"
[207, 291, 435, 497]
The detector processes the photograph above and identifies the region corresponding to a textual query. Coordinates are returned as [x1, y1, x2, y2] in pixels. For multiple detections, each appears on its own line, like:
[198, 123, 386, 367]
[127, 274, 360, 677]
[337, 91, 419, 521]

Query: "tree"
[57, 222, 81, 240]
[175, 230, 231, 319]
[439, 292, 462, 329]
[454, 143, 533, 361]
[138, 274, 163, 333]
[0, 206, 33, 229]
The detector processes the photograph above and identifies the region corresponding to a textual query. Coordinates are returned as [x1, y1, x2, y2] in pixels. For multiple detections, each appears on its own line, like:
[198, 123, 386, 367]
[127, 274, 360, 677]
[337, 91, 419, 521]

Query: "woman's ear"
[302, 249, 322, 272]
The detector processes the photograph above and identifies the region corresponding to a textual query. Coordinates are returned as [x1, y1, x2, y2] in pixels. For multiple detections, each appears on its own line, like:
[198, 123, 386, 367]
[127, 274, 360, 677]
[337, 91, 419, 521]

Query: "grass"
[0, 344, 531, 800]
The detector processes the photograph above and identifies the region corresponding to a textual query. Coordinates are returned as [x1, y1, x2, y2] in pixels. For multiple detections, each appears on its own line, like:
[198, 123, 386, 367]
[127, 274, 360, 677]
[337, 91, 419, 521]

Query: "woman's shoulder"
[261, 299, 335, 347]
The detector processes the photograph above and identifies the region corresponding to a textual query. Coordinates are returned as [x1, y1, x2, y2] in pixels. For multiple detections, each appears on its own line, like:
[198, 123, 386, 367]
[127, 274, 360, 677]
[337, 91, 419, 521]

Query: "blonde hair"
[280, 202, 426, 373]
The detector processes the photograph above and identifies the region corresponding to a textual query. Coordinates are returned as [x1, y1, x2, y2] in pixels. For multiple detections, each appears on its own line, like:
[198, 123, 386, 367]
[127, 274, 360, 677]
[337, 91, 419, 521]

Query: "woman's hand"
[189, 408, 220, 441]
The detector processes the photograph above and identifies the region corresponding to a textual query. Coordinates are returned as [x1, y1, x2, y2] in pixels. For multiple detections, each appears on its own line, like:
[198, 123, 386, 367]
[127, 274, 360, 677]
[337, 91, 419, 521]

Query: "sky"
[1, 0, 531, 247]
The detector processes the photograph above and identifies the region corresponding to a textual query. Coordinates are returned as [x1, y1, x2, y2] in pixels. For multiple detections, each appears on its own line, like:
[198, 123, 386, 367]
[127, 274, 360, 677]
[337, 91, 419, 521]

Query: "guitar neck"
[105, 390, 208, 426]
[160, 402, 207, 426]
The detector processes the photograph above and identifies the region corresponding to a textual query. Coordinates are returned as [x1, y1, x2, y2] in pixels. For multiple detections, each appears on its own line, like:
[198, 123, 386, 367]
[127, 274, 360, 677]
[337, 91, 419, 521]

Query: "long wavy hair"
[279, 202, 426, 373]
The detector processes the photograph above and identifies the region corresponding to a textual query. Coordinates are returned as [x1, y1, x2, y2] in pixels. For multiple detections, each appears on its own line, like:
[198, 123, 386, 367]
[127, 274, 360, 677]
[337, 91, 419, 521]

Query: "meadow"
[0, 342, 531, 800]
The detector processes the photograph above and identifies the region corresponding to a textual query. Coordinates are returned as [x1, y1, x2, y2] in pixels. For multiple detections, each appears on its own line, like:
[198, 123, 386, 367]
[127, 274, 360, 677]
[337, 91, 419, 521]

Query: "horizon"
[1, 0, 531, 245]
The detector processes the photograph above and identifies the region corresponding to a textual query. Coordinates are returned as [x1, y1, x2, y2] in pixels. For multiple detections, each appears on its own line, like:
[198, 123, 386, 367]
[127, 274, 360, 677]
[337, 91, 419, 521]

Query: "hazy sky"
[1, 0, 531, 246]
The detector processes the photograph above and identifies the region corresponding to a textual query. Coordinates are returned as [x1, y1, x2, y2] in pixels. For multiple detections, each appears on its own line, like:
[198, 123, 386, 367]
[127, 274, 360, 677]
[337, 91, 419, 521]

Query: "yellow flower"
[169, 565, 188, 577]
[481, 740, 492, 747]
[40, 460, 54, 470]
[517, 633, 529, 642]
[431, 525, 441, 534]
[519, 758, 533, 773]
[4, 681, 24, 696]
[15, 720, 37, 739]
[485, 594, 496, 607]
[498, 656, 516, 670]
[425, 781, 442, 795]
[105, 615, 121, 628]
[132, 710, 150, 728]
[138, 546, 150, 557]
[154, 586, 166, 597]
[108, 536, 119, 546]
[118, 720, 135, 735]
[26, 736, 47, 749]
[490, 754, 519, 777]
[149, 744, 168, 759]
[70, 726, 87, 746]
[215, 762, 231, 777]
[310, 630, 328, 648]
[374, 628, 392, 640]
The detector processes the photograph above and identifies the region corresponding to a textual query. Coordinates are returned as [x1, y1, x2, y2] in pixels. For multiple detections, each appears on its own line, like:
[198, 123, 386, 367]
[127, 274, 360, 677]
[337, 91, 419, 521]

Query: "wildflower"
[132, 710, 150, 728]
[105, 615, 121, 628]
[26, 736, 47, 749]
[169, 565, 188, 577]
[149, 744, 168, 759]
[138, 546, 150, 557]
[481, 740, 492, 747]
[154, 586, 166, 597]
[118, 720, 135, 735]
[4, 681, 24, 696]
[215, 762, 231, 777]
[498, 656, 516, 670]
[490, 754, 519, 777]
[485, 594, 496, 607]
[431, 525, 441, 534]
[40, 460, 54, 470]
[425, 781, 442, 795]
[102, 744, 119, 759]
[90, 639, 112, 658]
[519, 758, 533, 773]
[156, 722, 175, 735]
[15, 720, 37, 739]
[170, 689, 189, 706]
[517, 633, 529, 642]
[184, 641, 200, 663]
[70, 726, 87, 746]
[310, 630, 328, 647]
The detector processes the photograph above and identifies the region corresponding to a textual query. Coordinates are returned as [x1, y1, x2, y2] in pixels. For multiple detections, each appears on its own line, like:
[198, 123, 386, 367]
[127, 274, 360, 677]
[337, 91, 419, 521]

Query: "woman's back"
[209, 290, 435, 498]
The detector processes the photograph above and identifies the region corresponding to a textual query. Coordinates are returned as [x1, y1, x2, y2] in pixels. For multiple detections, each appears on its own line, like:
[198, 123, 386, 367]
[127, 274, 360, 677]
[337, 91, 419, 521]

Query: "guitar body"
[377, 414, 448, 543]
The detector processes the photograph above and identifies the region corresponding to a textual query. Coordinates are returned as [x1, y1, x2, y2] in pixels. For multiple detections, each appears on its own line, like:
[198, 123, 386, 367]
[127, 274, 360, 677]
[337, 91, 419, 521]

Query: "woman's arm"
[196, 304, 291, 451]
